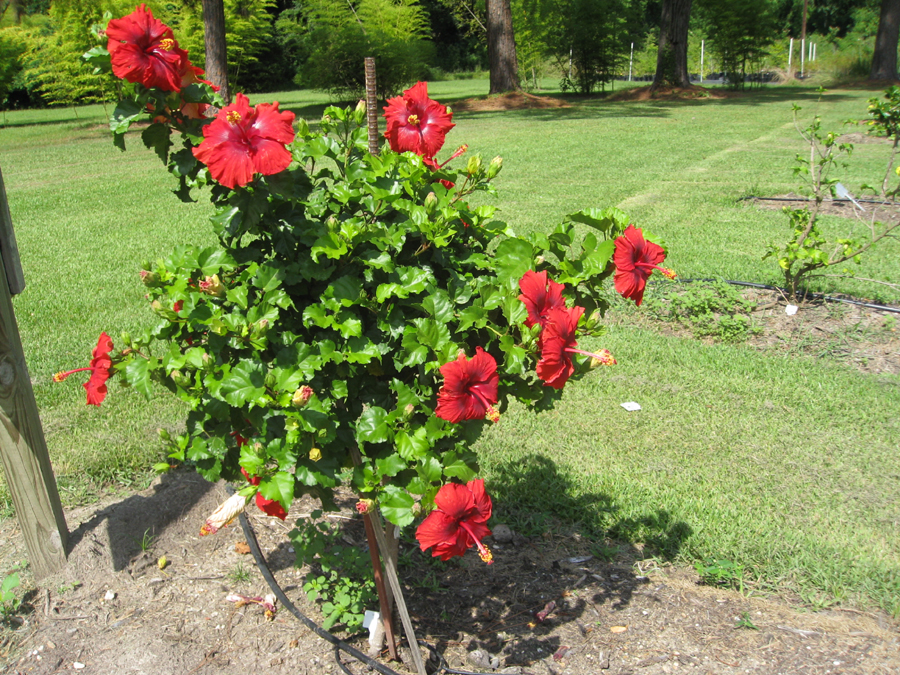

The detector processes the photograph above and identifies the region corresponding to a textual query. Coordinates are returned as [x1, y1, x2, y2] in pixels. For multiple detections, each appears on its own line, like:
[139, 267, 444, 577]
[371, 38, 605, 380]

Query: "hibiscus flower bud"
[466, 154, 483, 176]
[424, 191, 438, 217]
[486, 155, 503, 180]
[590, 349, 617, 367]
[200, 493, 249, 536]
[292, 385, 314, 407]
[354, 99, 367, 122]
[199, 274, 225, 297]
[201, 352, 213, 367]
[356, 498, 375, 514]
[140, 270, 160, 286]
[171, 370, 192, 387]
[308, 447, 322, 462]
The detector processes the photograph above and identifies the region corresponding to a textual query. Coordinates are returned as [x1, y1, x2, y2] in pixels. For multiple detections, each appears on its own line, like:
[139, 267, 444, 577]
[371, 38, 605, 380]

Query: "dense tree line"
[0, 0, 897, 108]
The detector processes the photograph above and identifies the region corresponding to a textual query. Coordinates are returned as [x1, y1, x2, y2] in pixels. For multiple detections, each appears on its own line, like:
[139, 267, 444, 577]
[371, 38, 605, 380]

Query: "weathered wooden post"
[0, 166, 69, 579]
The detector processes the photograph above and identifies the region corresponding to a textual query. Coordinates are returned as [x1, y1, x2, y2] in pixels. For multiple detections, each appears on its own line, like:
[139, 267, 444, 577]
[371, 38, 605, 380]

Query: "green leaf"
[418, 453, 443, 483]
[422, 290, 454, 323]
[259, 471, 295, 508]
[443, 452, 477, 482]
[254, 264, 284, 293]
[110, 99, 143, 135]
[494, 238, 535, 286]
[220, 359, 267, 407]
[356, 406, 390, 444]
[379, 486, 415, 527]
[141, 123, 172, 163]
[376, 454, 407, 477]
[125, 357, 154, 399]
[395, 428, 429, 460]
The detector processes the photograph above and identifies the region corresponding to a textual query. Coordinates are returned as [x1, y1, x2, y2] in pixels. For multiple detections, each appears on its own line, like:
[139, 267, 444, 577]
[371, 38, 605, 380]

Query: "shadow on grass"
[487, 453, 692, 560]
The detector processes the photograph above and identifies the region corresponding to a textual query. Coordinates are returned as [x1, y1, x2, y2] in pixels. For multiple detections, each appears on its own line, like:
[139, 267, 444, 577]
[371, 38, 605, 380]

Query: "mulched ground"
[0, 471, 898, 675]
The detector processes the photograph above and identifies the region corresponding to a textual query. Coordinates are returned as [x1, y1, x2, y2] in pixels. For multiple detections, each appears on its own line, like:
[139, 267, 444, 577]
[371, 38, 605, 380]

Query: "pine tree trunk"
[871, 0, 900, 81]
[487, 0, 520, 94]
[201, 0, 230, 104]
[651, 0, 693, 91]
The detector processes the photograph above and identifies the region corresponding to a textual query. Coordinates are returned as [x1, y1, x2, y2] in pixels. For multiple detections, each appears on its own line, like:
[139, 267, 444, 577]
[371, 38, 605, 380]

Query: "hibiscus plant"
[59, 6, 675, 567]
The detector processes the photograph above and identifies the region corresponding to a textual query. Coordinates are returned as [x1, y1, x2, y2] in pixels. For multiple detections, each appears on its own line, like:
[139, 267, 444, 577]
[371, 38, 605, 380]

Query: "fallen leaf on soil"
[610, 626, 628, 633]
[235, 541, 251, 554]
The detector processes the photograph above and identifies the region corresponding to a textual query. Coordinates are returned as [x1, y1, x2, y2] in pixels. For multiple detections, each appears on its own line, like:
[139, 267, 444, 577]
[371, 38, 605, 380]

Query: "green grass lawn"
[1, 81, 897, 615]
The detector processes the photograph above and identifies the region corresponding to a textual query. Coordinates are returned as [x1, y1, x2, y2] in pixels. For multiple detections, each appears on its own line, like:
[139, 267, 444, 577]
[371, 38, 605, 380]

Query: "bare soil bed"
[1, 470, 898, 675]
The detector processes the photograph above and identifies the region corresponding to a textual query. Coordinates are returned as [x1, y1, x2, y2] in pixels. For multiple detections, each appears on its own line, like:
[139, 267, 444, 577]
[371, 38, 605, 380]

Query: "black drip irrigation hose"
[673, 277, 900, 314]
[232, 490, 497, 675]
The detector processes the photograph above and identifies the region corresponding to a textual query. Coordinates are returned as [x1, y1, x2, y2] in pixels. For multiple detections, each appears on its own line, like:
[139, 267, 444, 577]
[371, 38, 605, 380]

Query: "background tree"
[696, 0, 780, 89]
[201, 0, 229, 103]
[299, 0, 433, 99]
[871, 0, 900, 79]
[651, 0, 692, 90]
[487, 0, 519, 92]
[522, 0, 641, 93]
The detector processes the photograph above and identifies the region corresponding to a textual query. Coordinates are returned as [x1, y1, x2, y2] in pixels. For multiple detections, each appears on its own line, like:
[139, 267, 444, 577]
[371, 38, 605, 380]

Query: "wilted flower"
[200, 493, 248, 536]
[355, 498, 375, 514]
[241, 469, 288, 520]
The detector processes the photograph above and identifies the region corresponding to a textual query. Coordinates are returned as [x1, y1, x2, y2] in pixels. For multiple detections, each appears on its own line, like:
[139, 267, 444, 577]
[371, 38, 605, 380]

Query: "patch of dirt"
[620, 285, 899, 376]
[1, 472, 898, 675]
[606, 85, 729, 102]
[451, 92, 569, 112]
[750, 193, 900, 243]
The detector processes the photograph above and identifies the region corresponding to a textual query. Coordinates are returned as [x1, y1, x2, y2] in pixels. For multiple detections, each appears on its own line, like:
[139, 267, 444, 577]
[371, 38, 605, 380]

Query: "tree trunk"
[201, 0, 230, 104]
[871, 0, 900, 81]
[651, 0, 693, 91]
[486, 0, 519, 94]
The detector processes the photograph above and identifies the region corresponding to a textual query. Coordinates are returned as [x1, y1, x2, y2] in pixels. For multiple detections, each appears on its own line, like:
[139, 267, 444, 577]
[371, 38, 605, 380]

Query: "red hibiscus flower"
[192, 93, 296, 190]
[416, 479, 493, 564]
[53, 332, 114, 406]
[518, 270, 567, 329]
[435, 347, 500, 423]
[613, 225, 676, 306]
[536, 307, 616, 389]
[241, 468, 288, 520]
[383, 82, 454, 157]
[106, 5, 189, 92]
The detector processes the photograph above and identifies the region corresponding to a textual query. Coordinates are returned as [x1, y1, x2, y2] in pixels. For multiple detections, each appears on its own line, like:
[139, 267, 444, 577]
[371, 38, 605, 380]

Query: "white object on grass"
[620, 402, 642, 412]
[785, 305, 798, 316]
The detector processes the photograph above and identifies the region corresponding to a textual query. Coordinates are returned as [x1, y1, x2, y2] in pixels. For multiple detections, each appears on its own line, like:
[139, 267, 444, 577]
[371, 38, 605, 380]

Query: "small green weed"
[0, 572, 22, 624]
[695, 558, 748, 596]
[735, 611, 758, 630]
[291, 512, 377, 632]
[645, 280, 760, 342]
[138, 529, 156, 552]
[227, 563, 252, 585]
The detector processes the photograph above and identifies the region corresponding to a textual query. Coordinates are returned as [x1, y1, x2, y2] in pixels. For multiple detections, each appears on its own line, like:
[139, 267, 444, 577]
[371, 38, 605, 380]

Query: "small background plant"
[290, 511, 377, 632]
[0, 571, 21, 625]
[643, 279, 761, 343]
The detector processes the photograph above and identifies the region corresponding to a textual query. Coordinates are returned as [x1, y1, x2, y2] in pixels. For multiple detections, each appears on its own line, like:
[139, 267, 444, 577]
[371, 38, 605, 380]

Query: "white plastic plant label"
[785, 305, 798, 316]
[620, 402, 641, 412]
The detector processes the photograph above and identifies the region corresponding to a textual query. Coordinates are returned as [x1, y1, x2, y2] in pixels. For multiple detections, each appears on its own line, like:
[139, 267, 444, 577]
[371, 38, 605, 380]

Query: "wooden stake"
[365, 58, 380, 156]
[0, 167, 68, 579]
[361, 510, 399, 660]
